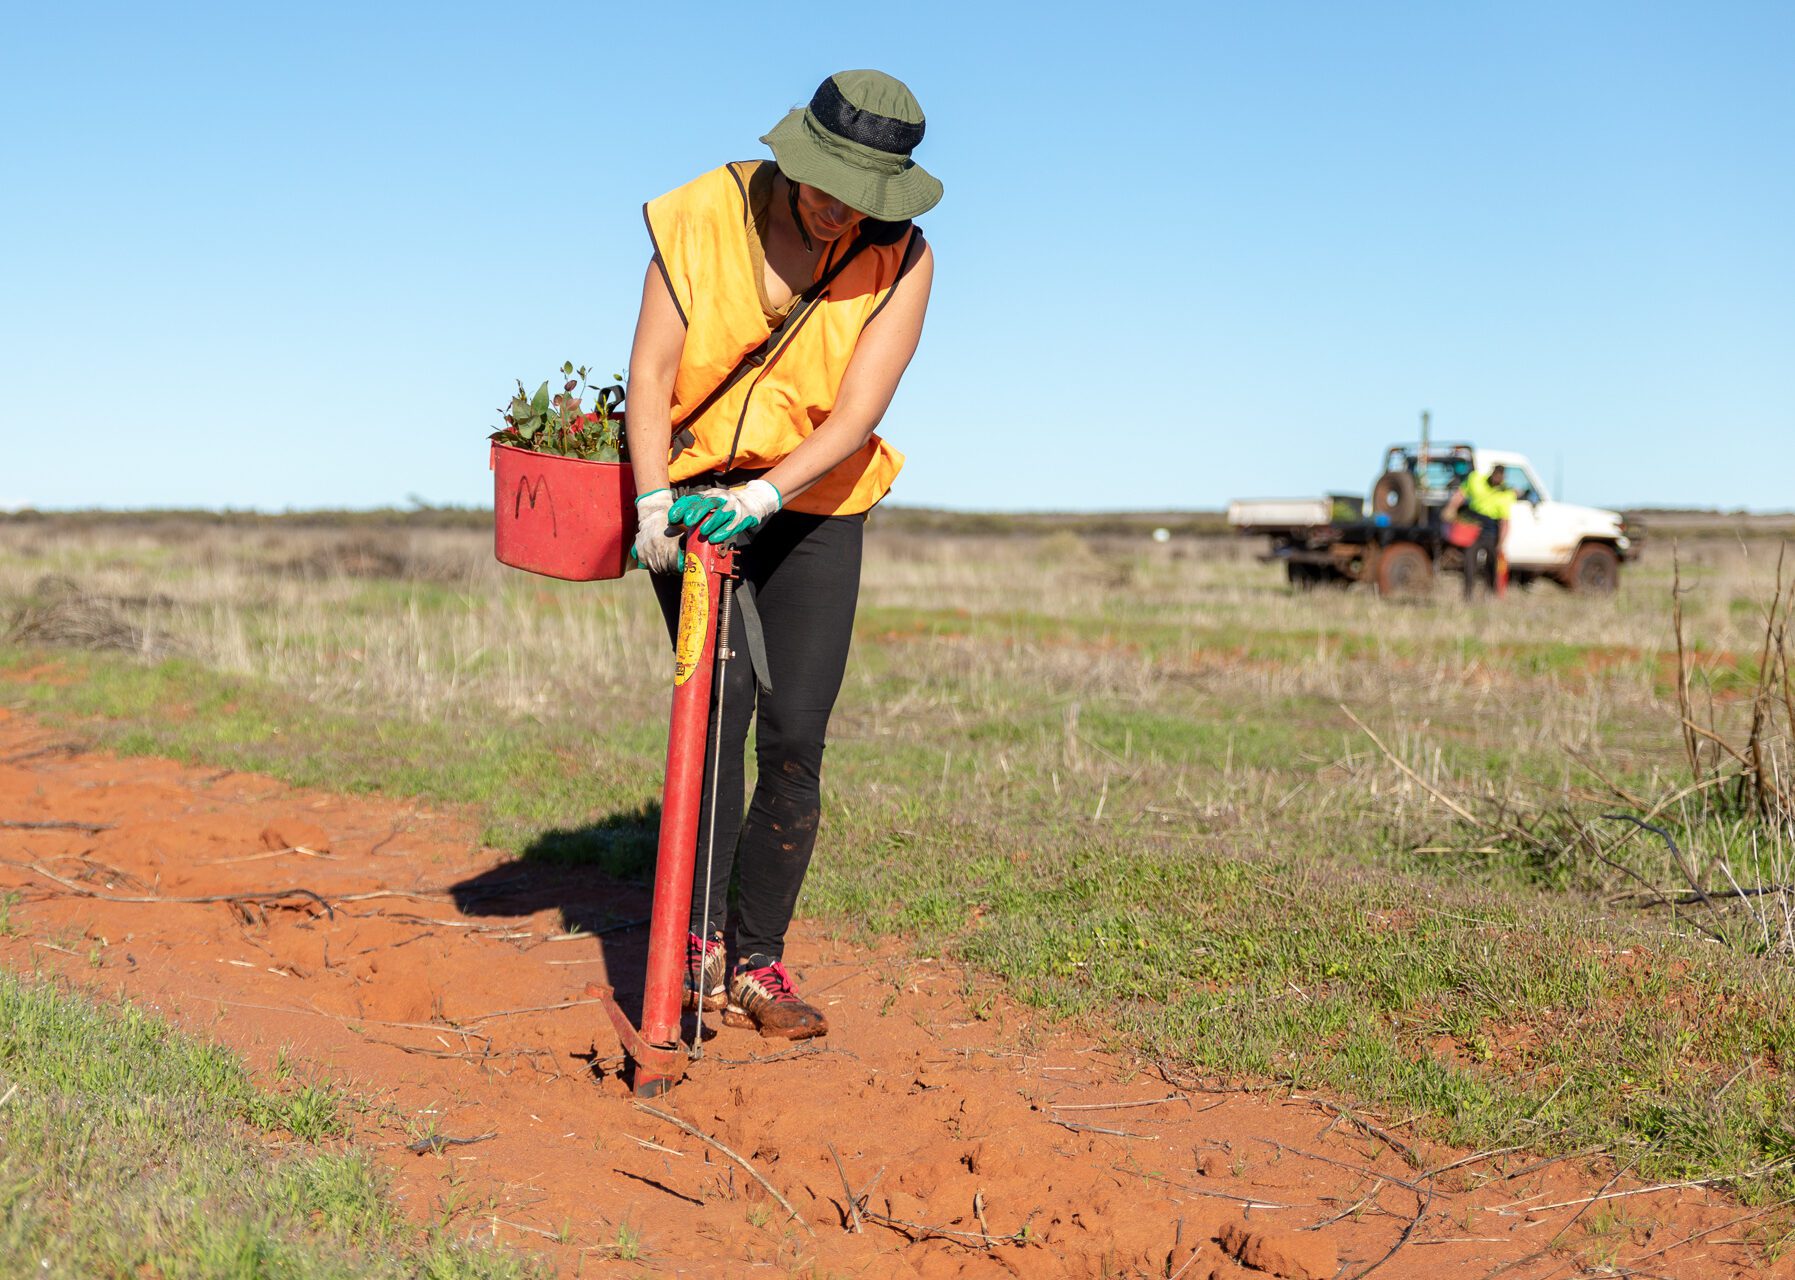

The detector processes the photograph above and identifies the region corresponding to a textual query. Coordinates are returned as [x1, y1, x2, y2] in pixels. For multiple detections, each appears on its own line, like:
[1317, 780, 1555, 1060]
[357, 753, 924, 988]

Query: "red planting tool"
[589, 535, 737, 1096]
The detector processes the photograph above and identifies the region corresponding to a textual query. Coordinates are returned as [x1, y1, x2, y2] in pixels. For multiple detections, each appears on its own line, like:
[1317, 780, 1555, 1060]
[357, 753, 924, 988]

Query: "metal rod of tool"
[632, 535, 735, 1095]
[691, 576, 734, 1063]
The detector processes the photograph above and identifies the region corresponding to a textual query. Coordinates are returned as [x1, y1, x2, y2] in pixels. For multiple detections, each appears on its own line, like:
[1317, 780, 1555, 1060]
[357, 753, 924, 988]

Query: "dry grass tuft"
[280, 540, 412, 581]
[273, 536, 473, 584]
[5, 575, 160, 655]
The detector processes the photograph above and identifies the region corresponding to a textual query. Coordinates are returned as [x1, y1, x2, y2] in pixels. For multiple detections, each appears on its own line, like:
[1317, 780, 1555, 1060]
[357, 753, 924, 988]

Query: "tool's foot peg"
[587, 983, 689, 1090]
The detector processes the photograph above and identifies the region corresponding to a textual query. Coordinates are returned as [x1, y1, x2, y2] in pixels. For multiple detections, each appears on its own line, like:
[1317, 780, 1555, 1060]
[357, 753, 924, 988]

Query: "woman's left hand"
[669, 479, 784, 545]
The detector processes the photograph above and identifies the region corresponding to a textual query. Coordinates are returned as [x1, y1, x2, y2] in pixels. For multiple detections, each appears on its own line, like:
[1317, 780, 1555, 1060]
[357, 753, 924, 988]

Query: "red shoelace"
[739, 959, 800, 1002]
[687, 933, 721, 959]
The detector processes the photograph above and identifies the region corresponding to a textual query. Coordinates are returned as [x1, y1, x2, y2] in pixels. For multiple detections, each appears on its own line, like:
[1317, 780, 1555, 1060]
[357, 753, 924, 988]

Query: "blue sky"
[4, 2, 1790, 513]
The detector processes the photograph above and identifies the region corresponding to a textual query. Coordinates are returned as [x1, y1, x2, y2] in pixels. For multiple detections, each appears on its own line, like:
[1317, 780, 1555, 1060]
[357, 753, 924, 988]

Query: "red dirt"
[0, 706, 1778, 1278]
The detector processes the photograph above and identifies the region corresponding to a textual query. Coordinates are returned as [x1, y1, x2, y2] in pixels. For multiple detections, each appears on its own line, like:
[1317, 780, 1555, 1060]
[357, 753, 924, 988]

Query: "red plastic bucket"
[1445, 521, 1481, 549]
[491, 442, 637, 581]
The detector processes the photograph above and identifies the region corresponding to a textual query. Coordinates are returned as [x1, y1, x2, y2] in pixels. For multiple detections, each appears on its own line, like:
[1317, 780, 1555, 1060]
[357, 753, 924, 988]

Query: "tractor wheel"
[1371, 470, 1420, 525]
[1374, 542, 1434, 598]
[1565, 542, 1620, 594]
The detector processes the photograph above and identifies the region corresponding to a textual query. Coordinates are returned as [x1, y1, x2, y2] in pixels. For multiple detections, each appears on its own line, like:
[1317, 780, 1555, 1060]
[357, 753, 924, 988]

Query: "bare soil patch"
[0, 706, 1778, 1278]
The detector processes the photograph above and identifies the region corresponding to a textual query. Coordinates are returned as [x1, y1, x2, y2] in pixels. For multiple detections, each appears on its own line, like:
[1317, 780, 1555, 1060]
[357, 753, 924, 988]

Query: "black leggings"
[652, 510, 864, 961]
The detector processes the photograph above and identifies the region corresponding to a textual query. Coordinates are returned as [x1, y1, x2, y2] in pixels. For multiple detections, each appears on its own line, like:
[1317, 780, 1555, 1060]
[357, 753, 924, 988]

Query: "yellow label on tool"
[673, 552, 707, 686]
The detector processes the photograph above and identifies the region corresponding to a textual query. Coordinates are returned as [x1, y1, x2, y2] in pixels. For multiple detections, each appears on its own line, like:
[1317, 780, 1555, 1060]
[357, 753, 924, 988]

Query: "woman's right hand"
[630, 488, 682, 574]
[668, 480, 782, 545]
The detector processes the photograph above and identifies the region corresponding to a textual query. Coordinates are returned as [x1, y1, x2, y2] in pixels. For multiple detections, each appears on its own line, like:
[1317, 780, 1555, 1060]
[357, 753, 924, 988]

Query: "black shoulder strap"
[669, 233, 875, 463]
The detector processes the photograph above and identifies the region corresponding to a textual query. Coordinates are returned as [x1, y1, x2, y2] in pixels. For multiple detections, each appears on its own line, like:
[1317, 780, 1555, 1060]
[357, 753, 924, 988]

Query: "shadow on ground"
[449, 800, 663, 1023]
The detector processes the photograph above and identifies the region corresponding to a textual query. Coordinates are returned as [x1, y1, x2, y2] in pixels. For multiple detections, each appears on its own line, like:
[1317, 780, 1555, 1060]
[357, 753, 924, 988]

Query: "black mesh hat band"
[810, 76, 924, 156]
[759, 69, 943, 220]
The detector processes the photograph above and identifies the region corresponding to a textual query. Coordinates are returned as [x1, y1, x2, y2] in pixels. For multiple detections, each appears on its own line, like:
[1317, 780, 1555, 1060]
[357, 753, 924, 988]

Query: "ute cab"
[1378, 443, 1638, 590]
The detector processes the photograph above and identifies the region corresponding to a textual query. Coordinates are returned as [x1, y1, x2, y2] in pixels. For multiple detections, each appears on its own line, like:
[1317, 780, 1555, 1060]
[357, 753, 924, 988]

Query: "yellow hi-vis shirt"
[644, 161, 919, 516]
[1464, 471, 1517, 521]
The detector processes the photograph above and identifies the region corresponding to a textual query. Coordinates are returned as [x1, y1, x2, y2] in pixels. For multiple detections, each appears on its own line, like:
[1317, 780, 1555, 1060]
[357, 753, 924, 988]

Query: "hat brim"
[760, 108, 942, 223]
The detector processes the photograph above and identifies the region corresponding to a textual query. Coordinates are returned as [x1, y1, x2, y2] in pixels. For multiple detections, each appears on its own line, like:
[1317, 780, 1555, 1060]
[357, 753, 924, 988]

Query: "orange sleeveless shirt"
[644, 162, 914, 516]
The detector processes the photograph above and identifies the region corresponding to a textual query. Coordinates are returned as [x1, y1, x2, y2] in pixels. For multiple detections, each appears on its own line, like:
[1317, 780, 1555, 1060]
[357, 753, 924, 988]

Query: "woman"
[624, 70, 939, 1040]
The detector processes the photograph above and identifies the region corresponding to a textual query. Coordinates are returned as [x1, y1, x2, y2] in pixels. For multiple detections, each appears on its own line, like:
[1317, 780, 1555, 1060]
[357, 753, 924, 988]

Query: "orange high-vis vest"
[645, 162, 915, 516]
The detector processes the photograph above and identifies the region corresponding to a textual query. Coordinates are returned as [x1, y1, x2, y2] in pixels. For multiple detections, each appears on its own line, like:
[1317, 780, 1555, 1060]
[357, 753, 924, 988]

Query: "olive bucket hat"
[760, 70, 942, 222]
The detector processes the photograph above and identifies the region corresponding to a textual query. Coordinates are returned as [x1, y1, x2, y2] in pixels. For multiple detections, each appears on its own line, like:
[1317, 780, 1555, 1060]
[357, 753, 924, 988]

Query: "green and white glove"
[668, 479, 783, 545]
[629, 488, 682, 574]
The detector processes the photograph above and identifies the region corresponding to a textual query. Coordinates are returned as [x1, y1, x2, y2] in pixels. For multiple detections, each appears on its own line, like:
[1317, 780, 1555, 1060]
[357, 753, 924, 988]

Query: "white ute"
[1229, 442, 1642, 596]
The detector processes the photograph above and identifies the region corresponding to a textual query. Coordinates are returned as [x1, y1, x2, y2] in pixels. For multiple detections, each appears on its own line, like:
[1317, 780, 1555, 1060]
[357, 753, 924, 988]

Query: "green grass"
[947, 848, 1795, 1189]
[0, 970, 545, 1279]
[856, 601, 1661, 678]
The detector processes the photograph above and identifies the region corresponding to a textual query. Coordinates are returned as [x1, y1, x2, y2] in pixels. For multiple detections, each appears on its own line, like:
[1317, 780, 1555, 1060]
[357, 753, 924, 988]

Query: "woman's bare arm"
[624, 261, 688, 495]
[762, 239, 935, 504]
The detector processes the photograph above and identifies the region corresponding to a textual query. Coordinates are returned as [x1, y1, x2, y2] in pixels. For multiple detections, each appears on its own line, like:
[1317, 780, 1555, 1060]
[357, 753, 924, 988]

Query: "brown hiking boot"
[684, 932, 727, 1012]
[722, 954, 828, 1040]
